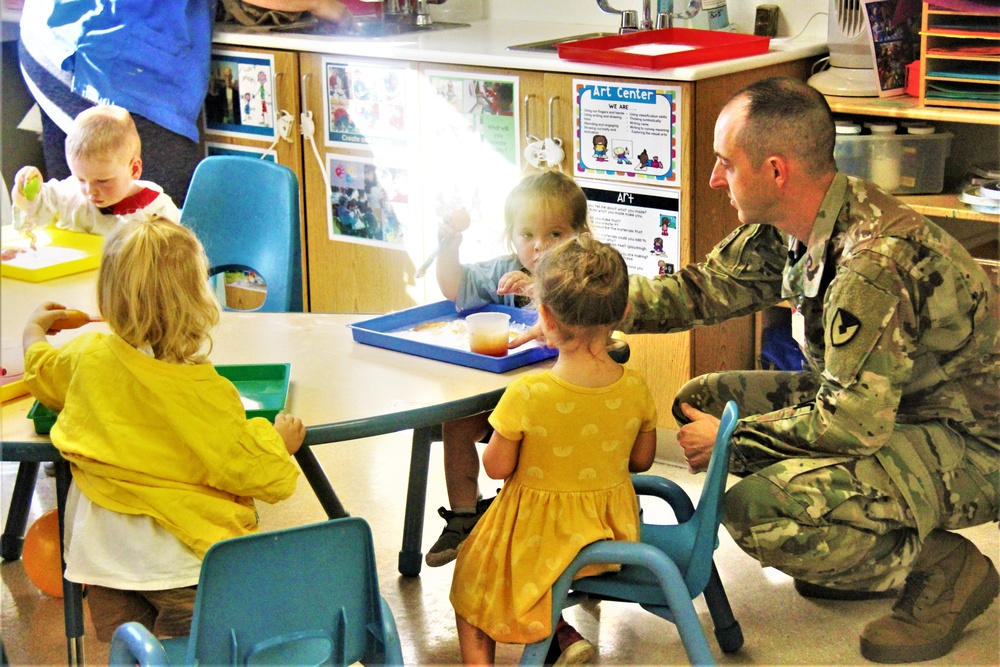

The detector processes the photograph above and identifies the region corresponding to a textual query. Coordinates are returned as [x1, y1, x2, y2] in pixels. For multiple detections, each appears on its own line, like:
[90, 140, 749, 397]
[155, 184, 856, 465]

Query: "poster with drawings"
[324, 59, 415, 150]
[204, 50, 276, 140]
[573, 79, 682, 186]
[579, 179, 681, 277]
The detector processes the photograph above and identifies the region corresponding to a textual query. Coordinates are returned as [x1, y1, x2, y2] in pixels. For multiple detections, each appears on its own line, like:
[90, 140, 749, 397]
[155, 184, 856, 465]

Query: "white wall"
[484, 0, 827, 38]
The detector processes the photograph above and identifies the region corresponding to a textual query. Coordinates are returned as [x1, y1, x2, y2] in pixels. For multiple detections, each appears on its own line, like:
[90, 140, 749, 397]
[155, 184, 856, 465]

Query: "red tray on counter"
[556, 28, 771, 70]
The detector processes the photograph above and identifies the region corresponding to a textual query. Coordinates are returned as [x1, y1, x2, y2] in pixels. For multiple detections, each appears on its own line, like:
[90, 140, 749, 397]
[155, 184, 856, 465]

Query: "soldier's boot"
[860, 530, 999, 663]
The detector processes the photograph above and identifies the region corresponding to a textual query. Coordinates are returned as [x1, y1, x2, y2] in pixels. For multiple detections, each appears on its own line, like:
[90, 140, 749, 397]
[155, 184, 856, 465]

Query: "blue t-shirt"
[456, 255, 532, 312]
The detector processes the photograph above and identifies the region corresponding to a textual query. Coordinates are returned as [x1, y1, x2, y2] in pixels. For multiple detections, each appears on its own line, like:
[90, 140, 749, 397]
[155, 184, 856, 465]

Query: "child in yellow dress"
[428, 170, 590, 569]
[450, 234, 658, 665]
[22, 216, 303, 641]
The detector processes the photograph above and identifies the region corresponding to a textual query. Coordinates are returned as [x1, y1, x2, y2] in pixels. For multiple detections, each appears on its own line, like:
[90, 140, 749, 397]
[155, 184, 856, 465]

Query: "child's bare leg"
[456, 613, 495, 666]
[426, 412, 492, 567]
[443, 412, 490, 510]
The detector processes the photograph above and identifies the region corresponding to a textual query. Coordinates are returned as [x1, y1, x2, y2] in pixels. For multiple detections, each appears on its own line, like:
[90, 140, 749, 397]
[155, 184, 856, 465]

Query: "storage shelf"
[826, 94, 1000, 125]
[899, 194, 1000, 224]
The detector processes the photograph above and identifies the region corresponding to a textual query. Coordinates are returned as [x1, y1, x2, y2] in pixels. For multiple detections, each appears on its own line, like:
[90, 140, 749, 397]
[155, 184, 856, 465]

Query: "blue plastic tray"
[349, 301, 558, 373]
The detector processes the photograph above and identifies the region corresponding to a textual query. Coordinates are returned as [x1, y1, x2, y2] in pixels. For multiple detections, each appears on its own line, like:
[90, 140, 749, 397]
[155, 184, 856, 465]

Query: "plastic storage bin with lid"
[833, 120, 953, 195]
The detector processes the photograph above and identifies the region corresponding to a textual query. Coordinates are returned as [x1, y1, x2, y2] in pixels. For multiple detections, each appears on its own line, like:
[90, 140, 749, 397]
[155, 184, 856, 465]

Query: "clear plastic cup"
[465, 312, 510, 357]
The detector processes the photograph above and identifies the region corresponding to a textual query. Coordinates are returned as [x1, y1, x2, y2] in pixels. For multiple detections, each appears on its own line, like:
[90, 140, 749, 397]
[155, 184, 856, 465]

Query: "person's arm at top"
[244, 0, 350, 22]
[628, 428, 657, 473]
[435, 231, 463, 301]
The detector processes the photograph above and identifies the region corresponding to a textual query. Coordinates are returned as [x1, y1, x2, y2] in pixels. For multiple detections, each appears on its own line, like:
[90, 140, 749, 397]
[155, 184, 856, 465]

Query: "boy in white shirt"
[11, 105, 179, 237]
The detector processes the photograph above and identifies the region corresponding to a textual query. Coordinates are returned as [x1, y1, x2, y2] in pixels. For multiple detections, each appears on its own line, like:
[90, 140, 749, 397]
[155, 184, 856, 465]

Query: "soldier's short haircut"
[729, 77, 836, 177]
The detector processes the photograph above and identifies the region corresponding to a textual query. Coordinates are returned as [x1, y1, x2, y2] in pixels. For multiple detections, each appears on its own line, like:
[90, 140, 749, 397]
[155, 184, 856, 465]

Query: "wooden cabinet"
[219, 43, 814, 426]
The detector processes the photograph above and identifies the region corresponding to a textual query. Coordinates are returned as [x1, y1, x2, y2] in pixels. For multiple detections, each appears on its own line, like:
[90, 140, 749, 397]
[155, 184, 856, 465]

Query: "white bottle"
[868, 122, 901, 193]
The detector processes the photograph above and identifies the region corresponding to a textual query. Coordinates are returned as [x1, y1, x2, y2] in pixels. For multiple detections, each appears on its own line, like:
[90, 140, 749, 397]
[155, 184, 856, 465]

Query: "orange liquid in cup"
[469, 332, 509, 357]
[466, 312, 511, 357]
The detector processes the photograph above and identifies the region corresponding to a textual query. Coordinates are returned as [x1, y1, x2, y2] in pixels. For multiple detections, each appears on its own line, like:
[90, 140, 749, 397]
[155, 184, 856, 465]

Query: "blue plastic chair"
[181, 156, 303, 312]
[109, 518, 403, 666]
[520, 401, 743, 667]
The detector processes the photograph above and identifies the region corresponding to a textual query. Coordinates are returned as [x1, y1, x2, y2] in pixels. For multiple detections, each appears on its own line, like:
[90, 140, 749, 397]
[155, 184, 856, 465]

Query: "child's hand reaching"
[497, 270, 534, 299]
[12, 166, 43, 212]
[274, 413, 306, 455]
[22, 302, 98, 352]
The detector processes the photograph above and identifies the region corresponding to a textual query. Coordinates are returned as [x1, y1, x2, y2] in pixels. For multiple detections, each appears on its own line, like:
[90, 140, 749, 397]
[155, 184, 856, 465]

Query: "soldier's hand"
[677, 403, 720, 473]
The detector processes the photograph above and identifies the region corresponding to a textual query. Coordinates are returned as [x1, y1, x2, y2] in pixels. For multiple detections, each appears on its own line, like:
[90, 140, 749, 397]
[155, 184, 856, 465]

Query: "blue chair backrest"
[185, 518, 395, 666]
[181, 156, 302, 312]
[638, 401, 738, 594]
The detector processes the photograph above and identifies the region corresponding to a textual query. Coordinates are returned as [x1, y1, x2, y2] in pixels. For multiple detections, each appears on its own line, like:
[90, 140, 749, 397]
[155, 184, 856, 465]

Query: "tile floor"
[2, 429, 998, 665]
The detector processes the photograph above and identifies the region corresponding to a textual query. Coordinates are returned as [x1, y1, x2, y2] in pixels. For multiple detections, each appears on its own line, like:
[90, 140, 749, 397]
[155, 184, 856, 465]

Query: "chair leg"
[519, 635, 554, 666]
[702, 562, 744, 653]
[1, 462, 40, 561]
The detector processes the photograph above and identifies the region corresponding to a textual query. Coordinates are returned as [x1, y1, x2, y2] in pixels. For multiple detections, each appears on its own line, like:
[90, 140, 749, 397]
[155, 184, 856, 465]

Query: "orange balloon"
[23, 510, 64, 598]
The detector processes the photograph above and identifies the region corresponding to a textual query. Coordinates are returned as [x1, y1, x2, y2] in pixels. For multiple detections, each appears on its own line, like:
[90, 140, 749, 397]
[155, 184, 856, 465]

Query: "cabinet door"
[205, 46, 308, 306]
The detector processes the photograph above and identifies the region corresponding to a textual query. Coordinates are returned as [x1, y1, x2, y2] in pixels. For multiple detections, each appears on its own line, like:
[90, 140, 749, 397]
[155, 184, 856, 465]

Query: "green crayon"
[23, 176, 41, 201]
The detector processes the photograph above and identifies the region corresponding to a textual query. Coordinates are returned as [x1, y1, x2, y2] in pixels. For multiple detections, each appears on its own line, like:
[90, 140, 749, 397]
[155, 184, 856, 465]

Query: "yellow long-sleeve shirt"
[24, 332, 299, 558]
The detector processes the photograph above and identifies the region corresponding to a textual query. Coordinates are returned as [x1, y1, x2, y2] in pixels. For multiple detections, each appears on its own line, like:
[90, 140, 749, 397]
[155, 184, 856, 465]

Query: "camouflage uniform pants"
[674, 371, 999, 591]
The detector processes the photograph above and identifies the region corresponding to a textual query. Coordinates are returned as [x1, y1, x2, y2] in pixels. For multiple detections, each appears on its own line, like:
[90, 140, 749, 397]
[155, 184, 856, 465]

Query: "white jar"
[868, 122, 901, 192]
[428, 0, 484, 22]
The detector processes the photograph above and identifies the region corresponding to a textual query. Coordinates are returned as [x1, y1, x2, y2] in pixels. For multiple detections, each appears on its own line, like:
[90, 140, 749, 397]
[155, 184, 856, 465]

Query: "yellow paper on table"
[0, 378, 29, 403]
[1, 226, 103, 282]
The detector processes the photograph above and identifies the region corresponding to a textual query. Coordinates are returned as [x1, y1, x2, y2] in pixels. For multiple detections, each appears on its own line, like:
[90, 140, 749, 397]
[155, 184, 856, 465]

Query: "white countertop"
[213, 18, 827, 82]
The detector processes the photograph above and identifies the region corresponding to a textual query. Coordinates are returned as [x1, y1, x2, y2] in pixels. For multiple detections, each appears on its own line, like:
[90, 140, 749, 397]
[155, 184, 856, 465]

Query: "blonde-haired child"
[22, 216, 303, 641]
[450, 234, 658, 665]
[12, 105, 179, 237]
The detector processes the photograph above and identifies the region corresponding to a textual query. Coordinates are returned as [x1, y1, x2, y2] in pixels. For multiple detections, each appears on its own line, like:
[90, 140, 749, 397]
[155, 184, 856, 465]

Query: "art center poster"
[573, 79, 682, 186]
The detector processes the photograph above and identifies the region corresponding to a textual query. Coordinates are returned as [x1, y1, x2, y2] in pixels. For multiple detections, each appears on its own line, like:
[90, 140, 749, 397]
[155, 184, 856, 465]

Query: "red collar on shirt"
[100, 187, 159, 215]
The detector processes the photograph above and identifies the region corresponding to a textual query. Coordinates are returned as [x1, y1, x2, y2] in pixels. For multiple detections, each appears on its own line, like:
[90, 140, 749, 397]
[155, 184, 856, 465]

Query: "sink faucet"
[596, 0, 702, 30]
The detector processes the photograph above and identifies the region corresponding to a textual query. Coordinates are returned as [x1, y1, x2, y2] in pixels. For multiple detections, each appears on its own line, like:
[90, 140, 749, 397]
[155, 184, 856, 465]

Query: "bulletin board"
[580, 178, 681, 277]
[573, 79, 682, 186]
[205, 50, 277, 140]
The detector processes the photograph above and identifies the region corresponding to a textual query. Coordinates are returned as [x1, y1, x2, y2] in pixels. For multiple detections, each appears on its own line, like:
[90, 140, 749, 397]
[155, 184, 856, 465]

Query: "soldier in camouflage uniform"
[621, 77, 1000, 663]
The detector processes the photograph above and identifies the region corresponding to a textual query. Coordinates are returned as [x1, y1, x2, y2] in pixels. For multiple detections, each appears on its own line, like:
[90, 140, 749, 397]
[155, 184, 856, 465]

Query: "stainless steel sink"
[267, 16, 469, 38]
[507, 32, 616, 53]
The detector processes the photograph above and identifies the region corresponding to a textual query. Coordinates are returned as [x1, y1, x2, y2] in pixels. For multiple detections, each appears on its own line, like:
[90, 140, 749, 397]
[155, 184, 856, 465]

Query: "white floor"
[3, 429, 998, 665]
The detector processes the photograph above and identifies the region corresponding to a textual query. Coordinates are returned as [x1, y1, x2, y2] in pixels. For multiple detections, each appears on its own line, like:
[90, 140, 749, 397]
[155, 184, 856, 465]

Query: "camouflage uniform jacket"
[624, 173, 1000, 537]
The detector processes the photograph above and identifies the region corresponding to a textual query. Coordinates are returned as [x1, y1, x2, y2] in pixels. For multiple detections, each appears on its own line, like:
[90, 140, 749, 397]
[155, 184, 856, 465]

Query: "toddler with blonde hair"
[23, 216, 302, 641]
[12, 105, 179, 237]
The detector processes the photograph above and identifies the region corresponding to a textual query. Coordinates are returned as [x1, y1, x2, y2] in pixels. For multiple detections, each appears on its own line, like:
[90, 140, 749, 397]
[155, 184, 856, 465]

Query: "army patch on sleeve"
[830, 308, 861, 347]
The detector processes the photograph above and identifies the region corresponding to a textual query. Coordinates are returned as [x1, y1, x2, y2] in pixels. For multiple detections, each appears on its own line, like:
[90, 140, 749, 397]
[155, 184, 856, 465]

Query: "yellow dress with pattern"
[450, 368, 657, 644]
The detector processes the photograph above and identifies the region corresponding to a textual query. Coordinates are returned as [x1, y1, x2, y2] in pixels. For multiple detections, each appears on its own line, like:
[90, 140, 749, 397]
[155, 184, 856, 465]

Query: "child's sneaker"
[545, 617, 596, 665]
[425, 496, 494, 567]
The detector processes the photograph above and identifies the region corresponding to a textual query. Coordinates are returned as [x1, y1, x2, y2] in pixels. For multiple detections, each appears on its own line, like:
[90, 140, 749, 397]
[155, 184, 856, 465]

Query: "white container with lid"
[866, 122, 901, 192]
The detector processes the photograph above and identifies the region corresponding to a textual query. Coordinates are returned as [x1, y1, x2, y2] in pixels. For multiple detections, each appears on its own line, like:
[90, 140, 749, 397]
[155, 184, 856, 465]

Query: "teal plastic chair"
[521, 401, 743, 667]
[181, 156, 303, 312]
[109, 518, 403, 666]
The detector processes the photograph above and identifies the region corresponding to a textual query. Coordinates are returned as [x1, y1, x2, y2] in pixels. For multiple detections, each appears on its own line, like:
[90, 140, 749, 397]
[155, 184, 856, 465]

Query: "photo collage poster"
[205, 50, 277, 139]
[579, 179, 681, 277]
[325, 153, 413, 250]
[573, 79, 682, 187]
[323, 59, 416, 150]
[419, 71, 521, 266]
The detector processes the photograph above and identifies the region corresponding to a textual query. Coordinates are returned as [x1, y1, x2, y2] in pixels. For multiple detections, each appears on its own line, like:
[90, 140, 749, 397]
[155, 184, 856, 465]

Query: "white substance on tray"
[391, 318, 537, 353]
